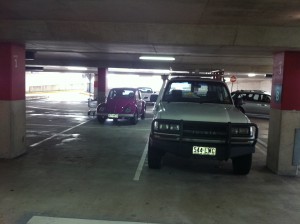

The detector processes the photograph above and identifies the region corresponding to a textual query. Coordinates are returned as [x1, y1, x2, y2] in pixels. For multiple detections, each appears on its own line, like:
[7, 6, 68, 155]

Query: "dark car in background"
[231, 90, 271, 118]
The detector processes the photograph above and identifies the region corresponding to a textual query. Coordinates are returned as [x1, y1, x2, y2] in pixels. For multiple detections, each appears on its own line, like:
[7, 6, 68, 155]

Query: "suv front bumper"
[149, 120, 258, 161]
[149, 135, 255, 160]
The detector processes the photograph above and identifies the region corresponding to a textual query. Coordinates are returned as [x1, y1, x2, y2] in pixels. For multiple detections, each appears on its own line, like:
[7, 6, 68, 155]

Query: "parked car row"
[94, 87, 271, 126]
[94, 82, 264, 175]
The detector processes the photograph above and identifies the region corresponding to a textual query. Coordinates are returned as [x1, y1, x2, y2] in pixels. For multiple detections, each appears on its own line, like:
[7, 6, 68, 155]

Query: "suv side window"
[261, 94, 271, 103]
[245, 93, 253, 101]
[252, 94, 261, 102]
[237, 93, 246, 100]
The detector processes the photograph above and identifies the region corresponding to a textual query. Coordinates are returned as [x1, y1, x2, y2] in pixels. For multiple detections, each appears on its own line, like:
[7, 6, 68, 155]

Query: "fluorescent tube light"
[248, 73, 256, 77]
[139, 56, 175, 61]
[67, 66, 87, 71]
[107, 68, 187, 74]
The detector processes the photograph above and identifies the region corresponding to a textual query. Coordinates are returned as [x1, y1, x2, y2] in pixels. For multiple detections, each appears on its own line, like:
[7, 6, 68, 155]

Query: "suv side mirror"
[234, 98, 243, 107]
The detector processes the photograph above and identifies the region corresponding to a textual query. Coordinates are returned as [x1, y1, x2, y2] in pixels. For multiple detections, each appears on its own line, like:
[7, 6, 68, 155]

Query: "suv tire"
[148, 145, 163, 169]
[232, 154, 252, 175]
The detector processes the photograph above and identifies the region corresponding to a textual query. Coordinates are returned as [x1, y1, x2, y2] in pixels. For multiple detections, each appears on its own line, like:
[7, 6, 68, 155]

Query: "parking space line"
[27, 216, 159, 224]
[30, 120, 91, 147]
[133, 140, 148, 181]
[257, 138, 268, 148]
[27, 106, 82, 112]
[256, 143, 267, 155]
[27, 123, 73, 128]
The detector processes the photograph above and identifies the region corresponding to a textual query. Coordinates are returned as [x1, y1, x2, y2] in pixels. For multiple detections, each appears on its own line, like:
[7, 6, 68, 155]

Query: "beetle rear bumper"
[97, 113, 134, 119]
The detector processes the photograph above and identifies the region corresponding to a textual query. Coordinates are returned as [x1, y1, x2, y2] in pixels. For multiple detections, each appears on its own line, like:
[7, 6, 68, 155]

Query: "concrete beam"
[26, 59, 272, 74]
[1, 20, 300, 48]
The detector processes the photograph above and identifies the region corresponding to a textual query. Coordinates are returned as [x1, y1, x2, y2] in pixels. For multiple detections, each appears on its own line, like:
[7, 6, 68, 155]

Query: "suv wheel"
[232, 154, 252, 175]
[148, 145, 163, 169]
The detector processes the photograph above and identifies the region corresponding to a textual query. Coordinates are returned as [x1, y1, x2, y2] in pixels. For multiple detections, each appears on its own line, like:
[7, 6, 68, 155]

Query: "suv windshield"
[162, 80, 232, 104]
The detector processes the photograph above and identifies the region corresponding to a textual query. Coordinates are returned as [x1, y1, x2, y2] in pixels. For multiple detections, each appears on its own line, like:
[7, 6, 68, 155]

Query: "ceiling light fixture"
[139, 56, 175, 61]
[66, 66, 88, 71]
[108, 68, 187, 74]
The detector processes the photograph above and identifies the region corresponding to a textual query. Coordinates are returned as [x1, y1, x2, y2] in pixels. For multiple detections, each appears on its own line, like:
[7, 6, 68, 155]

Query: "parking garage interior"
[1, 1, 300, 224]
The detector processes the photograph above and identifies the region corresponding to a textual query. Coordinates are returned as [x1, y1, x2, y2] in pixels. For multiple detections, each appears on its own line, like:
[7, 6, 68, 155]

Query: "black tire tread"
[232, 154, 252, 175]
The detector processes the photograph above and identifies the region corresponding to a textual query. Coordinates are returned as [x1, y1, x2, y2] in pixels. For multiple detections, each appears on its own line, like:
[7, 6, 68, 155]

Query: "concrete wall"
[228, 78, 272, 93]
[26, 72, 273, 95]
[26, 72, 89, 92]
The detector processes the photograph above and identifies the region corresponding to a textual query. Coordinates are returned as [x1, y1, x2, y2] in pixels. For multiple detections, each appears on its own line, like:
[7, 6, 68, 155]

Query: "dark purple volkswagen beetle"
[96, 88, 146, 124]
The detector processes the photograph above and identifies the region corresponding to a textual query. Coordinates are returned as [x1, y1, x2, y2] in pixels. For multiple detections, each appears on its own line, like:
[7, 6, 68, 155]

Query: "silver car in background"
[231, 90, 271, 118]
[138, 87, 158, 104]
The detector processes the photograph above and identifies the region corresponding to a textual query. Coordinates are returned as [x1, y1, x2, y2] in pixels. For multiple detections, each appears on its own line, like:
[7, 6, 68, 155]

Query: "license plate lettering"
[193, 146, 216, 156]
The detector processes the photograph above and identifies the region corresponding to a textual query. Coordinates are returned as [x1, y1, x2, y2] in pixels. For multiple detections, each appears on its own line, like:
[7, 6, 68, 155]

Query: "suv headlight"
[153, 120, 180, 132]
[231, 127, 252, 136]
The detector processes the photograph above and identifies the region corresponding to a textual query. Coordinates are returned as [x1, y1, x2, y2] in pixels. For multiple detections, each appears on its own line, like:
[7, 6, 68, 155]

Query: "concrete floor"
[0, 92, 299, 224]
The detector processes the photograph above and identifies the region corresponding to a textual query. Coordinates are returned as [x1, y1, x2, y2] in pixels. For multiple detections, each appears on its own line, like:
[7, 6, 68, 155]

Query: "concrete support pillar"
[0, 43, 26, 158]
[267, 52, 300, 175]
[93, 73, 98, 100]
[96, 68, 107, 104]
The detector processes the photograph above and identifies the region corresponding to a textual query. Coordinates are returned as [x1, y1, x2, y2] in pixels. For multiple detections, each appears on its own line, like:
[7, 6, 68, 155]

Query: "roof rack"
[235, 90, 266, 93]
[170, 70, 225, 81]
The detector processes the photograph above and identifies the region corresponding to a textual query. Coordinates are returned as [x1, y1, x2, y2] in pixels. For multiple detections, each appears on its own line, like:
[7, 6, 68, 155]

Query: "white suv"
[148, 76, 258, 175]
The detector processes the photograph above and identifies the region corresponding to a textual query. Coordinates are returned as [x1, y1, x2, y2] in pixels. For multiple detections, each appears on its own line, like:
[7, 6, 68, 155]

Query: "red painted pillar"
[96, 68, 107, 103]
[267, 52, 300, 175]
[0, 43, 26, 158]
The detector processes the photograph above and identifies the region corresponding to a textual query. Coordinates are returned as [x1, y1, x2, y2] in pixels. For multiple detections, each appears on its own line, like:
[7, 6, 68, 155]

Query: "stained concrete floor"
[0, 92, 299, 224]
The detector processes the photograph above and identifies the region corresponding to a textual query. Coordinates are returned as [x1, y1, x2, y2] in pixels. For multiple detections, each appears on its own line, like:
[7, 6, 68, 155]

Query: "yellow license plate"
[192, 146, 216, 156]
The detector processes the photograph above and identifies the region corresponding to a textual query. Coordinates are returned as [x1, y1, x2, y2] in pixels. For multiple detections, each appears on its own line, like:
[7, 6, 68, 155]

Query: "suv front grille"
[152, 119, 258, 145]
[182, 123, 228, 140]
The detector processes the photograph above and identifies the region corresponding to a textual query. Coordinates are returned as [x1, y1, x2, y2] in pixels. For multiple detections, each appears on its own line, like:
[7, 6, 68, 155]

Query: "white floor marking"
[27, 106, 82, 112]
[30, 120, 91, 147]
[256, 143, 267, 155]
[27, 216, 158, 224]
[257, 138, 267, 148]
[133, 140, 148, 181]
[27, 123, 73, 128]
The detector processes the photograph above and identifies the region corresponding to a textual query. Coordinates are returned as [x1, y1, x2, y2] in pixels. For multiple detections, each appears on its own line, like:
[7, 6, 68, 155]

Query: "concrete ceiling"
[1, 0, 300, 77]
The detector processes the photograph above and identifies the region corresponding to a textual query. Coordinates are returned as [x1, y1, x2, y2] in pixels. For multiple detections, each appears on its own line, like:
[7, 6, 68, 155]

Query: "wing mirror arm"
[234, 98, 243, 107]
